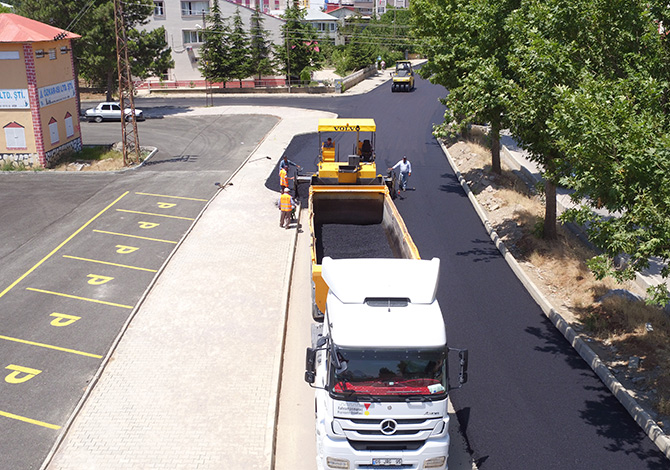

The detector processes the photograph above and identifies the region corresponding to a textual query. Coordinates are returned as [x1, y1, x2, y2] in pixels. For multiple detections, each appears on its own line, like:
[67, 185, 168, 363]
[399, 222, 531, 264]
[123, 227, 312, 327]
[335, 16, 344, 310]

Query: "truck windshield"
[330, 348, 447, 399]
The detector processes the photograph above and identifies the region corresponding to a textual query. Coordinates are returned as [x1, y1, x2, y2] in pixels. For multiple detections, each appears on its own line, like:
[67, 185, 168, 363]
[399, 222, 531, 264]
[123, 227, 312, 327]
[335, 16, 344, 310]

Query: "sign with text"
[0, 89, 29, 109]
[38, 80, 76, 107]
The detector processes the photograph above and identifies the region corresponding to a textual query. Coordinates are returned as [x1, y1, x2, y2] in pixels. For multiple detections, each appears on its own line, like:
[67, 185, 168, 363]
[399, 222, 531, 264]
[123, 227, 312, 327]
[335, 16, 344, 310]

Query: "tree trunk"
[106, 70, 114, 102]
[490, 118, 501, 175]
[544, 171, 558, 240]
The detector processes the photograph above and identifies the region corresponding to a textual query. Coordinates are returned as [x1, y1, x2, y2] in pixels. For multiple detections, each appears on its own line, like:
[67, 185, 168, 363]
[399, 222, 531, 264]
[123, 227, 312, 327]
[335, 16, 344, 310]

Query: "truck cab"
[305, 257, 468, 470]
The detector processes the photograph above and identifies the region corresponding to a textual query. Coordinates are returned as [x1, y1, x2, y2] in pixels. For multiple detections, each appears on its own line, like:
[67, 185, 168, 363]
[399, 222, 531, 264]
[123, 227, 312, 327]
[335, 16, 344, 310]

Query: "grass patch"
[53, 145, 147, 171]
[0, 160, 42, 171]
[76, 146, 123, 162]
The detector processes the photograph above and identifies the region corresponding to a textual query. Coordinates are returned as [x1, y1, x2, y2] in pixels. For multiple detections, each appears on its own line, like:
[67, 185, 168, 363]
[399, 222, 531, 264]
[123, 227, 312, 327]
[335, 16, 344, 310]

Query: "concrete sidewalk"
[46, 106, 335, 470]
[43, 63, 413, 470]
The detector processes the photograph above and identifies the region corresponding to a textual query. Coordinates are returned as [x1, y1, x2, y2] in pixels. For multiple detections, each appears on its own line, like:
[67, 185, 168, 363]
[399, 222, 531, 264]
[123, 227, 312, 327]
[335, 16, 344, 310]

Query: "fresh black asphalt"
[236, 78, 667, 468]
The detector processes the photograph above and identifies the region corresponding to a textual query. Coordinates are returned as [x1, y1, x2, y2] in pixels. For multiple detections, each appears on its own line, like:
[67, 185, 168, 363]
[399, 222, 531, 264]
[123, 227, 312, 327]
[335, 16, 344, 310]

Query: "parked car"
[85, 102, 144, 122]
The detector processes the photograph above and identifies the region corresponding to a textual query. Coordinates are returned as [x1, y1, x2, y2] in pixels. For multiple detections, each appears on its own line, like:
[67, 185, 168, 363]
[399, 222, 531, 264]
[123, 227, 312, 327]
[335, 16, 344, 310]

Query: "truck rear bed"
[309, 185, 419, 316]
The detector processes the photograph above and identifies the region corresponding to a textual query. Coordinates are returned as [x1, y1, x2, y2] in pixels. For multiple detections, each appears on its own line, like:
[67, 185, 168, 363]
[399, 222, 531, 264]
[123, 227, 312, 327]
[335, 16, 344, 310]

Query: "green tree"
[411, 0, 519, 176]
[228, 8, 251, 85]
[345, 27, 376, 71]
[127, 27, 173, 81]
[374, 7, 413, 58]
[16, 0, 172, 101]
[506, 0, 667, 241]
[249, 6, 275, 81]
[199, 0, 232, 85]
[546, 1, 670, 303]
[276, 3, 323, 82]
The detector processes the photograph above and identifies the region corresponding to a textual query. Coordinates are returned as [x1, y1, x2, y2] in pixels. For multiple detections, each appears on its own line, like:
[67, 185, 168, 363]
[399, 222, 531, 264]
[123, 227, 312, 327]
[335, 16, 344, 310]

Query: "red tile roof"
[0, 13, 80, 43]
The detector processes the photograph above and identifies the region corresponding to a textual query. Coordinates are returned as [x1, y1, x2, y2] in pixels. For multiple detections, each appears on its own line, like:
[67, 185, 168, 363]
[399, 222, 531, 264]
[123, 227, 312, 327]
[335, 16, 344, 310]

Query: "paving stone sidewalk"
[46, 106, 335, 470]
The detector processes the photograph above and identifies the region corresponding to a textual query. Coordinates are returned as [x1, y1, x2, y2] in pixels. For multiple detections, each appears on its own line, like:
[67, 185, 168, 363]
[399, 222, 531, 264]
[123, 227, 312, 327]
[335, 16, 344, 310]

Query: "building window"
[65, 112, 74, 138]
[60, 46, 69, 54]
[0, 51, 20, 60]
[48, 117, 59, 145]
[49, 48, 57, 60]
[181, 1, 209, 16]
[183, 30, 205, 44]
[35, 49, 44, 59]
[154, 0, 165, 17]
[4, 122, 27, 149]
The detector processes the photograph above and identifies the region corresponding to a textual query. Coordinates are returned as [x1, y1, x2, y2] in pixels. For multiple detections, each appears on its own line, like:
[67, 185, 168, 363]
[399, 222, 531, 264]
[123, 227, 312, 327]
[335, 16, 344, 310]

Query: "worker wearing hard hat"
[279, 188, 295, 229]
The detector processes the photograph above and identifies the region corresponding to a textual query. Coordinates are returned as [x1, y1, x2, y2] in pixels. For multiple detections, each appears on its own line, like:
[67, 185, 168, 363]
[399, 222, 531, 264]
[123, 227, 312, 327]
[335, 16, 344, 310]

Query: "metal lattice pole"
[114, 0, 141, 166]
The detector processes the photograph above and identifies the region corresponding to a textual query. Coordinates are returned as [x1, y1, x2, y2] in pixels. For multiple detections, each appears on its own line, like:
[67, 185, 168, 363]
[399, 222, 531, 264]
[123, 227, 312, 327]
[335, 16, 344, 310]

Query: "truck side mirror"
[305, 348, 317, 384]
[458, 349, 469, 385]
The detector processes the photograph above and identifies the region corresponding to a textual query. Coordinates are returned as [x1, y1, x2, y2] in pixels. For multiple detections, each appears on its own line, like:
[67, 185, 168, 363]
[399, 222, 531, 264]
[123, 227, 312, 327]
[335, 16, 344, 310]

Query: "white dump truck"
[305, 257, 468, 470]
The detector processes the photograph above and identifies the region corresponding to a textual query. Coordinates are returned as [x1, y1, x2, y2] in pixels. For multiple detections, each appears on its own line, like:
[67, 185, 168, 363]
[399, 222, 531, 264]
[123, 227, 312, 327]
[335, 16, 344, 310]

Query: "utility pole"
[113, 0, 141, 166]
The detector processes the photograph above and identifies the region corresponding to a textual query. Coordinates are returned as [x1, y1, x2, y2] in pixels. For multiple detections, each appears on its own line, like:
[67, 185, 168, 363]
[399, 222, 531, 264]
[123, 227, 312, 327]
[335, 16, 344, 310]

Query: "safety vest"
[280, 168, 288, 187]
[280, 193, 293, 212]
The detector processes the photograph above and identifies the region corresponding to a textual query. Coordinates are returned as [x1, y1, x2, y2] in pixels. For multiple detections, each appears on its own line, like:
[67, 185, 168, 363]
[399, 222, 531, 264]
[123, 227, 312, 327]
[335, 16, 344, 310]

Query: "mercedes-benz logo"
[380, 419, 397, 435]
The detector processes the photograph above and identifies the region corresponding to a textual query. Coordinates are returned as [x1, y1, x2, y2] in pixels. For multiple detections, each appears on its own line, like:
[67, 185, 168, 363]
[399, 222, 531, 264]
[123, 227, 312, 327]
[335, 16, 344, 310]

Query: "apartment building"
[146, 0, 285, 82]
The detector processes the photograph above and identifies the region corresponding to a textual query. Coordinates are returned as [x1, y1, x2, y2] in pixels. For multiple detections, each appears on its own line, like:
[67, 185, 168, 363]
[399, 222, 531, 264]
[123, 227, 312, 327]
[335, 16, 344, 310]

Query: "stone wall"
[45, 136, 82, 167]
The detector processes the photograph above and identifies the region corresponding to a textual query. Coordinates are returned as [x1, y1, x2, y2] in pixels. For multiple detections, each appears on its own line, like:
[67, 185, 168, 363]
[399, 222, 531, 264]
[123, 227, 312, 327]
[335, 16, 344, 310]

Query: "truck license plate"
[372, 458, 402, 466]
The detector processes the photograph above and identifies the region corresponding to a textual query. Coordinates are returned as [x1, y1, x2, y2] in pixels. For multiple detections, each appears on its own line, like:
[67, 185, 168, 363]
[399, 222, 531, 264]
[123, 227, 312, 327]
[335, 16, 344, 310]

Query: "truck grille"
[336, 416, 440, 444]
[348, 440, 425, 451]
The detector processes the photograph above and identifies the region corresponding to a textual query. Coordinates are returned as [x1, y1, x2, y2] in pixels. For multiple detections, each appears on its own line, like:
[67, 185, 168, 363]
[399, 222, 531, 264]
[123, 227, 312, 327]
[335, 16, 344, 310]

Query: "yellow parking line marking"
[0, 334, 102, 359]
[116, 209, 195, 220]
[135, 192, 207, 202]
[26, 288, 133, 309]
[0, 409, 61, 430]
[92, 230, 178, 244]
[0, 192, 129, 300]
[62, 255, 158, 273]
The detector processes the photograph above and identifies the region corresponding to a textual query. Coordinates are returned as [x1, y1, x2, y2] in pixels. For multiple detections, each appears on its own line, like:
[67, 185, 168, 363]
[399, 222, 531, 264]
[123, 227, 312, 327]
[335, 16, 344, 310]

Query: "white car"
[85, 102, 144, 122]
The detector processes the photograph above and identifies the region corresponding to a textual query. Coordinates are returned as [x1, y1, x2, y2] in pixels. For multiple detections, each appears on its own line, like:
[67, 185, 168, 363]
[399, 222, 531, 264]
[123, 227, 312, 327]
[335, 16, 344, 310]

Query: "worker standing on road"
[389, 156, 412, 192]
[279, 166, 289, 192]
[279, 155, 300, 193]
[280, 155, 301, 172]
[279, 188, 295, 229]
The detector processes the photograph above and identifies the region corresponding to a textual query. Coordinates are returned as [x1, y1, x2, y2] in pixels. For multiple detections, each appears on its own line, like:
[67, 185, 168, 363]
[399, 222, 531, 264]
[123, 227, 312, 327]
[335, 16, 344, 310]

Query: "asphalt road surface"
[0, 114, 278, 470]
[229, 76, 666, 468]
[3, 73, 666, 469]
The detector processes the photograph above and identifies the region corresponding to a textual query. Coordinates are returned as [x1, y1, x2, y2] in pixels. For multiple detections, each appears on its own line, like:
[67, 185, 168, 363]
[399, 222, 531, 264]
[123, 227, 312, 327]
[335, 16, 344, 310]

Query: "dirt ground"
[51, 157, 132, 172]
[447, 139, 670, 429]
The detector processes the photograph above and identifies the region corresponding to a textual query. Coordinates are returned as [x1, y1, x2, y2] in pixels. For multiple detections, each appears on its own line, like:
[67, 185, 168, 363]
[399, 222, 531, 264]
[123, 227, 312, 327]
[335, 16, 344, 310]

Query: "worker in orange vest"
[279, 188, 295, 229]
[279, 166, 293, 192]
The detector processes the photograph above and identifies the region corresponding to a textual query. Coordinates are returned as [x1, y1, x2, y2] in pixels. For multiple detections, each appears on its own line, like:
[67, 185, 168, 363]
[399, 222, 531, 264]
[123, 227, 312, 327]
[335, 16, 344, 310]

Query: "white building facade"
[146, 0, 286, 82]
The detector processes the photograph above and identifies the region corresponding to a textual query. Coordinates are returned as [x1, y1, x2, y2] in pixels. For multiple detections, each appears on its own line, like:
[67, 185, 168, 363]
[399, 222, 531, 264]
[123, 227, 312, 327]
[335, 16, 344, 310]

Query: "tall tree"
[249, 6, 275, 81]
[16, 0, 172, 101]
[276, 3, 322, 82]
[345, 27, 377, 72]
[411, 0, 519, 176]
[228, 8, 251, 85]
[506, 0, 668, 241]
[547, 1, 670, 303]
[505, 0, 595, 239]
[199, 0, 232, 85]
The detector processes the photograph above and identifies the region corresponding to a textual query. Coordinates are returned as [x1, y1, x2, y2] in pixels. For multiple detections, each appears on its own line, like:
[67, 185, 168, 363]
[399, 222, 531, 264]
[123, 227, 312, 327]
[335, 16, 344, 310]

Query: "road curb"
[438, 139, 670, 460]
[270, 203, 301, 468]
